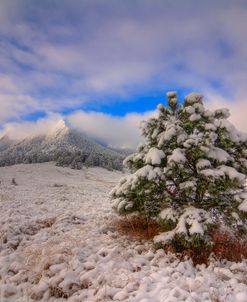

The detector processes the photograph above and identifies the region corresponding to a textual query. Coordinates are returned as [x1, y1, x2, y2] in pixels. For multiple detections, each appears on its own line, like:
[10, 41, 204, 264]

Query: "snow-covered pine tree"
[111, 92, 247, 245]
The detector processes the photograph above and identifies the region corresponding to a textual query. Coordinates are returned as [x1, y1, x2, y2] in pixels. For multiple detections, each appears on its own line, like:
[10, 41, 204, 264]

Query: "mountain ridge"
[0, 120, 128, 170]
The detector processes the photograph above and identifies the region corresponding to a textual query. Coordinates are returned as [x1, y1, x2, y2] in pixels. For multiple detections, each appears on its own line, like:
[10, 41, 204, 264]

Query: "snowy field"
[0, 163, 246, 302]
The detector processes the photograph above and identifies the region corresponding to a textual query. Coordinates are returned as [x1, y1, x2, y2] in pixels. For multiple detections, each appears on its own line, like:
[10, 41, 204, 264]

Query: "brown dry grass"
[25, 234, 80, 284]
[113, 215, 160, 240]
[211, 230, 247, 262]
[114, 215, 247, 265]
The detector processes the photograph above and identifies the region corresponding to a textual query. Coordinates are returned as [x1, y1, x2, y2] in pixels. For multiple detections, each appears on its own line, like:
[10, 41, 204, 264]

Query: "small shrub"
[11, 178, 17, 185]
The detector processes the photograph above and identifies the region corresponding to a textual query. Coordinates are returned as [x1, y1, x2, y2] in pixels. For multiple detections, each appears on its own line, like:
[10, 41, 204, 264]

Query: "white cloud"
[67, 110, 156, 149]
[0, 75, 39, 121]
[0, 73, 87, 123]
[0, 113, 63, 140]
[0, 0, 247, 122]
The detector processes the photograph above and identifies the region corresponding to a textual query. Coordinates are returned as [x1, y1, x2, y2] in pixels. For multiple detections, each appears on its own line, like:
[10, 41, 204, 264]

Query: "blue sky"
[0, 0, 247, 147]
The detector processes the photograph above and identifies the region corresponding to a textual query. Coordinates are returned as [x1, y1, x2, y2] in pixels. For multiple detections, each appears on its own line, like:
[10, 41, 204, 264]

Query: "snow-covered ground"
[0, 163, 246, 302]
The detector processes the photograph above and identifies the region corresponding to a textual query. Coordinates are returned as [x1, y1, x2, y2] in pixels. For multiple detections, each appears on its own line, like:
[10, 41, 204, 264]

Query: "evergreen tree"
[111, 92, 247, 244]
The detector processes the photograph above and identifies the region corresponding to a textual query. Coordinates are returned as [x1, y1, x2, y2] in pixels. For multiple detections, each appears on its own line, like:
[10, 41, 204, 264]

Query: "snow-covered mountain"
[0, 120, 126, 170]
[0, 135, 16, 152]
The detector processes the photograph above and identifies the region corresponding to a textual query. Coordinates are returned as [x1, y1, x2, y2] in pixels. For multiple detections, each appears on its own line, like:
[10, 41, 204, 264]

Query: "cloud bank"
[67, 110, 156, 149]
[0, 0, 247, 123]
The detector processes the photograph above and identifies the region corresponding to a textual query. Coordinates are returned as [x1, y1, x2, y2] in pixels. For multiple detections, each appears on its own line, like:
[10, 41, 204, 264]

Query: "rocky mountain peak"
[46, 119, 69, 138]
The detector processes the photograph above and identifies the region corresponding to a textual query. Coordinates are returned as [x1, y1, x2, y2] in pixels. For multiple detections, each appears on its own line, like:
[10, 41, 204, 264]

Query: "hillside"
[0, 135, 16, 152]
[0, 120, 126, 170]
